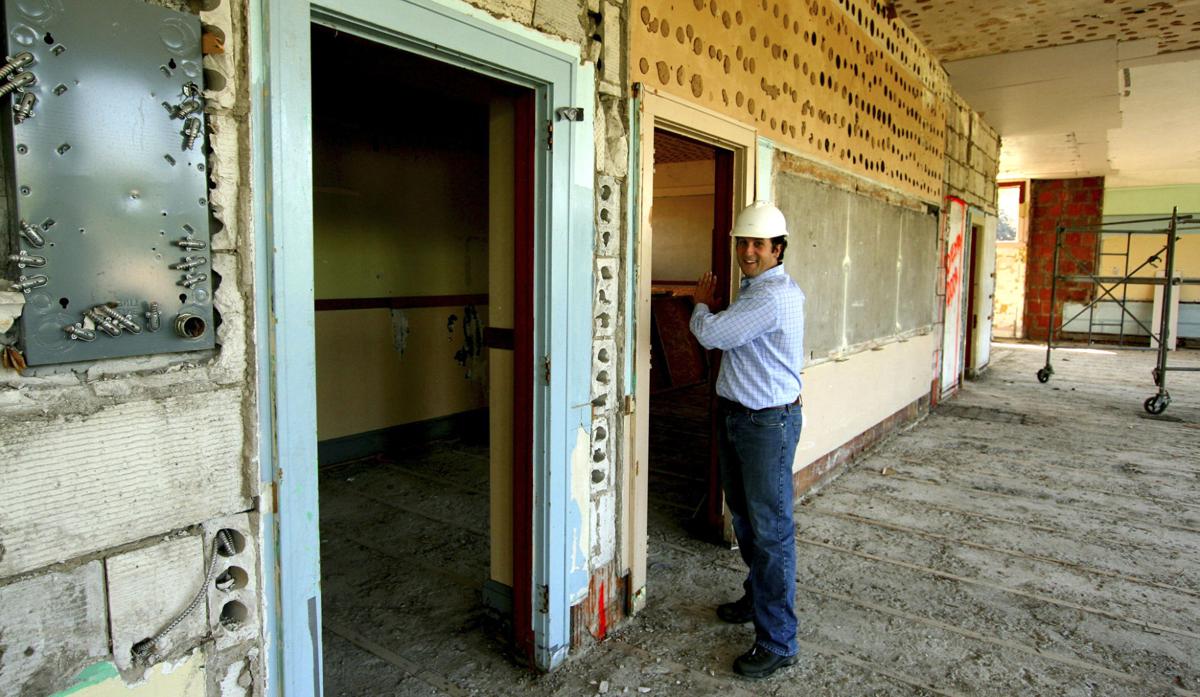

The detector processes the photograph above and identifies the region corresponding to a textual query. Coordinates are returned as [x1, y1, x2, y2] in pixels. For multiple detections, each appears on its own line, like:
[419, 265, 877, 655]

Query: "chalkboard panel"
[776, 172, 937, 359]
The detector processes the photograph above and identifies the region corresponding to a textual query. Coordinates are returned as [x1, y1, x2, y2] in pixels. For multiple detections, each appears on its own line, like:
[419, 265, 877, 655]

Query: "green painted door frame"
[251, 0, 595, 691]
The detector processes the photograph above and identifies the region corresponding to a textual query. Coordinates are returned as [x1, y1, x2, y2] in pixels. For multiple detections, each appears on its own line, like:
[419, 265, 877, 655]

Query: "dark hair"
[772, 235, 788, 262]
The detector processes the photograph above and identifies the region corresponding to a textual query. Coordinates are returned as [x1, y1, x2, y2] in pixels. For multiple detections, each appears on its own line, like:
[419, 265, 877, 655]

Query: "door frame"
[625, 86, 756, 612]
[251, 0, 595, 689]
[966, 209, 998, 376]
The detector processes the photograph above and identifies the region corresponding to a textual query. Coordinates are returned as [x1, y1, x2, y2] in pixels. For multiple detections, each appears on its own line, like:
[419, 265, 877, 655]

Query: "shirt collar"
[740, 263, 786, 289]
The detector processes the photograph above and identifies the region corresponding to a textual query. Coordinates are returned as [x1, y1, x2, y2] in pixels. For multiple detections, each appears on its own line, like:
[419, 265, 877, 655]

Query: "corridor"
[324, 343, 1200, 696]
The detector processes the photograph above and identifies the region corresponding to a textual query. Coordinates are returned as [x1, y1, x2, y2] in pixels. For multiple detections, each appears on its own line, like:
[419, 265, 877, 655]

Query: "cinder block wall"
[0, 1, 262, 695]
[945, 94, 1000, 213]
[1023, 177, 1106, 340]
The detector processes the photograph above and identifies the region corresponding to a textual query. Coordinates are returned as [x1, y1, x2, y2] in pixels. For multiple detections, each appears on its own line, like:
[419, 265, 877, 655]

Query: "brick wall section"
[1023, 177, 1105, 340]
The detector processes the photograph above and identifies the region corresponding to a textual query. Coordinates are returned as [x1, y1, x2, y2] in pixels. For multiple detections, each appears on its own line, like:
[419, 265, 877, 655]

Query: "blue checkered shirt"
[689, 264, 805, 410]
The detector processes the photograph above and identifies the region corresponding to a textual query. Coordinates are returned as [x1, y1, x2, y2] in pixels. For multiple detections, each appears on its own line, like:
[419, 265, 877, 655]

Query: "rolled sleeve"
[690, 293, 779, 351]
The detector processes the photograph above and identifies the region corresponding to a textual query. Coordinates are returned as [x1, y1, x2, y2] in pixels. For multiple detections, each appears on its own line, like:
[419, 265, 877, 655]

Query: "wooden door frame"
[625, 86, 756, 613]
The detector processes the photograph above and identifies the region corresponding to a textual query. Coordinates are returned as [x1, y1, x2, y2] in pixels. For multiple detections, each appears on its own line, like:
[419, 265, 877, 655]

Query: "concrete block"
[593, 258, 618, 344]
[209, 646, 258, 697]
[590, 337, 616, 411]
[471, 0, 535, 24]
[532, 0, 585, 44]
[602, 101, 628, 178]
[209, 251, 246, 387]
[589, 415, 611, 493]
[106, 535, 208, 672]
[207, 115, 242, 251]
[0, 389, 248, 576]
[200, 0, 238, 113]
[590, 489, 615, 567]
[202, 513, 259, 651]
[601, 2, 622, 87]
[0, 562, 108, 697]
[595, 175, 621, 257]
[593, 96, 609, 179]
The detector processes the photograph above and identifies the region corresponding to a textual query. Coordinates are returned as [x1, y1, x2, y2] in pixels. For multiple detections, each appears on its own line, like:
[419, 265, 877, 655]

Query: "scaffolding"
[1036, 209, 1200, 414]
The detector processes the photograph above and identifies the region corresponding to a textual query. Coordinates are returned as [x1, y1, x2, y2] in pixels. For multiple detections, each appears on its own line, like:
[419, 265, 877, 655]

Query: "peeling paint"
[388, 309, 410, 355]
[47, 651, 204, 697]
[568, 426, 591, 603]
[451, 305, 486, 381]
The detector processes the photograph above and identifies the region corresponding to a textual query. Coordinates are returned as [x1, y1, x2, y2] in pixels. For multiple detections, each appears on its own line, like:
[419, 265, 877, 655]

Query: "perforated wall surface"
[632, 0, 947, 202]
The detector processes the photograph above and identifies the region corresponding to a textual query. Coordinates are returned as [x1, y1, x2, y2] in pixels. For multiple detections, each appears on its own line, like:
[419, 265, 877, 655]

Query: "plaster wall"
[311, 86, 491, 440]
[651, 160, 714, 281]
[794, 332, 934, 472]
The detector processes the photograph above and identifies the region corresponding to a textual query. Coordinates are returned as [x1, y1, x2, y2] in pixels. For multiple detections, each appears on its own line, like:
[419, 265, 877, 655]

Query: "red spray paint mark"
[598, 581, 607, 639]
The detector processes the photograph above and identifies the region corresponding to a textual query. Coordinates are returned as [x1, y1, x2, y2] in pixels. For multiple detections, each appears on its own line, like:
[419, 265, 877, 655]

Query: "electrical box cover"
[4, 0, 214, 365]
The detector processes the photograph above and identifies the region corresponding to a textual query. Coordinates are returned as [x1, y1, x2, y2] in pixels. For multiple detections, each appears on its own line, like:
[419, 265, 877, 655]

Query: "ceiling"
[894, 0, 1200, 188]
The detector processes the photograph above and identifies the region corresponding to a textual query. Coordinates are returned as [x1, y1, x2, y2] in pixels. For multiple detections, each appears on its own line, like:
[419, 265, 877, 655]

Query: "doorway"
[626, 87, 757, 611]
[258, 0, 594, 683]
[645, 129, 733, 541]
[310, 25, 535, 688]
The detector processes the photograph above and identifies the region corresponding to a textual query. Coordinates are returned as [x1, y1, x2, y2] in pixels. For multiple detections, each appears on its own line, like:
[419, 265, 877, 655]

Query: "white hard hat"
[730, 201, 788, 238]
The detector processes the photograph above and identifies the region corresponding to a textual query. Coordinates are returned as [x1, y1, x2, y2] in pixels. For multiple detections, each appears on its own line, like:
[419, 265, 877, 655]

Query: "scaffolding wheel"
[1143, 394, 1170, 415]
[1036, 368, 1051, 383]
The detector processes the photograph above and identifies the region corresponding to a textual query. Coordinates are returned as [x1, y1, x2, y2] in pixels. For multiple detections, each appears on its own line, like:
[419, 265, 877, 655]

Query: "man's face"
[735, 236, 781, 278]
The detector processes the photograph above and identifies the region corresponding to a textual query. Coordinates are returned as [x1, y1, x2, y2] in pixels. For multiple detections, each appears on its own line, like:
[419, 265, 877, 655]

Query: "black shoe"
[716, 596, 753, 624]
[733, 644, 796, 679]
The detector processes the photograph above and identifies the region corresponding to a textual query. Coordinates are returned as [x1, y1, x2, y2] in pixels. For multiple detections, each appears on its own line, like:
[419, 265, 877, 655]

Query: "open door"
[968, 211, 998, 376]
[627, 88, 756, 613]
[940, 197, 969, 396]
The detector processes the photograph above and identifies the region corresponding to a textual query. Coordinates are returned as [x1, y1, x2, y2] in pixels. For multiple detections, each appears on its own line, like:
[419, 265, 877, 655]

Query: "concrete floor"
[320, 342, 1200, 696]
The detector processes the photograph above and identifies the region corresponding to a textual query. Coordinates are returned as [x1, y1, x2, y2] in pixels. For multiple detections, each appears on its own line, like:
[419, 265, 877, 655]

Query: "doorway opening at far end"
[646, 128, 735, 544]
[310, 23, 536, 691]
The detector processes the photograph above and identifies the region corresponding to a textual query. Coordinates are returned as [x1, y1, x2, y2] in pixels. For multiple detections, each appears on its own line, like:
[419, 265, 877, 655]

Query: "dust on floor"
[321, 343, 1200, 696]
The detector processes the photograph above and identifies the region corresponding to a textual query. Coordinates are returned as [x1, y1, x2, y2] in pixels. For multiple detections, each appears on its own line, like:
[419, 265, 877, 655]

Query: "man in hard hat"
[690, 200, 805, 679]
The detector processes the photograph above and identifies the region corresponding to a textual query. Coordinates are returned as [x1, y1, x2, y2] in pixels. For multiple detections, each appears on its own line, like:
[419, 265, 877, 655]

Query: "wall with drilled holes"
[632, 0, 950, 202]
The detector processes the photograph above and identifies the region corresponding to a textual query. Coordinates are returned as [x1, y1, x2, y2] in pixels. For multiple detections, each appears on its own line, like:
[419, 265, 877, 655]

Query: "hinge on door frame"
[542, 355, 551, 385]
[538, 584, 549, 613]
[546, 120, 553, 151]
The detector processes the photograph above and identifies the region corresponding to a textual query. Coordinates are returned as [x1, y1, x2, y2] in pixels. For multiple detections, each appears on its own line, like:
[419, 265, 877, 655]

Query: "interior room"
[646, 129, 729, 541]
[309, 24, 529, 690]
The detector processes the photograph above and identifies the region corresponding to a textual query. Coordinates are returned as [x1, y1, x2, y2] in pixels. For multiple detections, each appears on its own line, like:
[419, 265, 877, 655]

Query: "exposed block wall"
[0, 562, 109, 697]
[0, 389, 249, 577]
[106, 536, 208, 673]
[944, 93, 999, 213]
[632, 0, 948, 201]
[1024, 177, 1105, 340]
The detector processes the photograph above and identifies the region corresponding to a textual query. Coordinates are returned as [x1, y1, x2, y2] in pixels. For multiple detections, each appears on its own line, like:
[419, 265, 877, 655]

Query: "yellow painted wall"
[652, 160, 715, 282]
[488, 98, 516, 586]
[51, 653, 205, 697]
[313, 104, 490, 441]
[315, 307, 488, 440]
[312, 140, 488, 300]
[1101, 186, 1200, 303]
[993, 182, 1031, 338]
[993, 243, 1027, 337]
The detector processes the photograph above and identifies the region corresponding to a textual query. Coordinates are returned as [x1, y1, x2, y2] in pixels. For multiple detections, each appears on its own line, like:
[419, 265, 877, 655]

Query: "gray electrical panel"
[4, 0, 213, 366]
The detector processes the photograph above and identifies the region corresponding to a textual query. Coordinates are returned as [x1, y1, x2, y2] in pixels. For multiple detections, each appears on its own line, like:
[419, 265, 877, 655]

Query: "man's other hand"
[694, 271, 718, 308]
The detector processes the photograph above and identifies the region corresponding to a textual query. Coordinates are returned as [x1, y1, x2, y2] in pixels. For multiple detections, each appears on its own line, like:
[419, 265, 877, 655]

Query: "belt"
[718, 395, 802, 414]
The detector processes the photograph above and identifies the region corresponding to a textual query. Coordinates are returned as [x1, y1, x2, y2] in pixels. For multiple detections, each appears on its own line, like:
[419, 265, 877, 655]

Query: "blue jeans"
[718, 398, 803, 657]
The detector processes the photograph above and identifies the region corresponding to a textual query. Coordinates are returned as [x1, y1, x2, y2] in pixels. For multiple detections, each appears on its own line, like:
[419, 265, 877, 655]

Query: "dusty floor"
[320, 342, 1200, 696]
